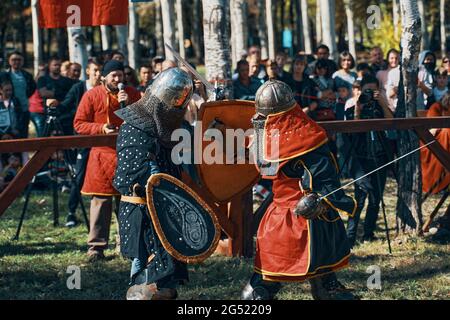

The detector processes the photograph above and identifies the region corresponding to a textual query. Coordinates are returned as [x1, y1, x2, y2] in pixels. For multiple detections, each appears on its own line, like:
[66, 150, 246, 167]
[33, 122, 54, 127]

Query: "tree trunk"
[301, 0, 312, 54]
[175, 0, 186, 59]
[19, 8, 27, 66]
[128, 1, 139, 69]
[230, 0, 247, 70]
[280, 0, 285, 48]
[115, 25, 129, 63]
[316, 0, 322, 46]
[320, 0, 337, 60]
[0, 26, 7, 69]
[266, 0, 276, 59]
[100, 25, 111, 51]
[344, 0, 356, 59]
[31, 0, 43, 76]
[191, 0, 204, 64]
[395, 0, 423, 235]
[67, 27, 89, 81]
[202, 0, 233, 97]
[393, 0, 401, 39]
[294, 0, 304, 52]
[155, 0, 165, 57]
[56, 28, 68, 61]
[441, 0, 447, 54]
[160, 0, 176, 61]
[257, 0, 269, 59]
[417, 0, 429, 51]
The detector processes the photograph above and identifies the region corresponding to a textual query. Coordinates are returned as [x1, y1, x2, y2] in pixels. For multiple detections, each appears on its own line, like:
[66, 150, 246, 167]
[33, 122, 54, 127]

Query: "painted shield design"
[146, 173, 221, 264]
[195, 100, 259, 203]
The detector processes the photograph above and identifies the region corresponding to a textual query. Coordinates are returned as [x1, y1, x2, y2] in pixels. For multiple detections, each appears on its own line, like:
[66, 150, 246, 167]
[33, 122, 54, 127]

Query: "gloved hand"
[293, 192, 328, 219]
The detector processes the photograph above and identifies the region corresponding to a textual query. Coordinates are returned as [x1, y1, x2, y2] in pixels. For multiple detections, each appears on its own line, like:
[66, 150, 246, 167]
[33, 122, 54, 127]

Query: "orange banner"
[38, 0, 128, 28]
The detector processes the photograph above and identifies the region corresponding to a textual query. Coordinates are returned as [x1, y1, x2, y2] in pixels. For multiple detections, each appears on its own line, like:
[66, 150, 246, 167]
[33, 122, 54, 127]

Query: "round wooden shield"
[196, 100, 259, 203]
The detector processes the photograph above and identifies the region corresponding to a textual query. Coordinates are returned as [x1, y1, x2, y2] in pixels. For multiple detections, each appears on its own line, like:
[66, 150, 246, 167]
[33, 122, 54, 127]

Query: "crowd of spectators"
[0, 42, 449, 248]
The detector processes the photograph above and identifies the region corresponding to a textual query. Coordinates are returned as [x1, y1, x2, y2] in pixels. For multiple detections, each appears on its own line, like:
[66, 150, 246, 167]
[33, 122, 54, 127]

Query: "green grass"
[0, 179, 449, 300]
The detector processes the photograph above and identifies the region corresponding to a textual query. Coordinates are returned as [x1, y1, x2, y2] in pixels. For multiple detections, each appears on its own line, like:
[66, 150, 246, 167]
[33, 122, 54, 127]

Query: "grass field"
[0, 178, 449, 300]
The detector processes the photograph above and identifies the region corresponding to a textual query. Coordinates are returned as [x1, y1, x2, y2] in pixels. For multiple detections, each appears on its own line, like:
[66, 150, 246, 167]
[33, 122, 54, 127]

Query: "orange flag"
[38, 0, 128, 28]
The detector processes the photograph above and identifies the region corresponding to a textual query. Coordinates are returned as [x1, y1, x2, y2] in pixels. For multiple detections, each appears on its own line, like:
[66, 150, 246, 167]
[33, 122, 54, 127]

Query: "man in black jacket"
[62, 59, 102, 228]
[0, 51, 36, 138]
[37, 56, 76, 136]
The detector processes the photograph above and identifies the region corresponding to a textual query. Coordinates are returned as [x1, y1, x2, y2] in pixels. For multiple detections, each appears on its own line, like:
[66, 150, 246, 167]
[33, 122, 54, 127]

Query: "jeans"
[68, 148, 90, 214]
[16, 111, 30, 138]
[30, 112, 46, 137]
[346, 157, 387, 246]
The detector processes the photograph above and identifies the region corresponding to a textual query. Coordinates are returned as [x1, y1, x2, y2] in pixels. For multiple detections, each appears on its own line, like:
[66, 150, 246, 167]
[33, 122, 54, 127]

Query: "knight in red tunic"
[242, 80, 357, 300]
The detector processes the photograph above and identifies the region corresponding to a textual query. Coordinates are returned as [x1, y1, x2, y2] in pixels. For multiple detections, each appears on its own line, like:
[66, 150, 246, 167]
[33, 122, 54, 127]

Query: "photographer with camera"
[345, 75, 393, 247]
[37, 56, 77, 136]
[61, 59, 102, 228]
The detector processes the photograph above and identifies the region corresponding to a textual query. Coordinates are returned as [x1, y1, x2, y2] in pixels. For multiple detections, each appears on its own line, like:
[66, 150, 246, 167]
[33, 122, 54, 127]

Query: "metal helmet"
[255, 79, 296, 116]
[149, 67, 194, 109]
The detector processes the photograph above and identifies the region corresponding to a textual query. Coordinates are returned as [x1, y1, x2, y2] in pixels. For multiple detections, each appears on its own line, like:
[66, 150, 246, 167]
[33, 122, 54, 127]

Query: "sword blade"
[321, 140, 435, 200]
[165, 43, 216, 92]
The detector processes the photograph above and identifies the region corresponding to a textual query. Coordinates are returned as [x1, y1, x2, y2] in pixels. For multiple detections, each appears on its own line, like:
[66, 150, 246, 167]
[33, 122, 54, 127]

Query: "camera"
[357, 88, 378, 119]
[358, 89, 374, 105]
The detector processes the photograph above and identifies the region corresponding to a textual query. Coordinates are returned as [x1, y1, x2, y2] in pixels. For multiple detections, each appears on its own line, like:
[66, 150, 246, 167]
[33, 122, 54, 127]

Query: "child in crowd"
[336, 85, 351, 121]
[430, 68, 449, 105]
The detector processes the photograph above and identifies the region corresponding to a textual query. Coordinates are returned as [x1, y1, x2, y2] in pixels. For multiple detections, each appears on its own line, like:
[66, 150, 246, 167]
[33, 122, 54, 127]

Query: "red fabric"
[421, 102, 450, 194]
[74, 85, 141, 195]
[255, 174, 309, 277]
[254, 172, 348, 281]
[264, 104, 329, 162]
[38, 0, 128, 28]
[28, 90, 44, 113]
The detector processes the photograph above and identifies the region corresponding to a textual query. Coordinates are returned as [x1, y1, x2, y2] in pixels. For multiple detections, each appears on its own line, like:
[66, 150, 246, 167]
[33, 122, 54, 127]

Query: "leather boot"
[241, 273, 281, 300]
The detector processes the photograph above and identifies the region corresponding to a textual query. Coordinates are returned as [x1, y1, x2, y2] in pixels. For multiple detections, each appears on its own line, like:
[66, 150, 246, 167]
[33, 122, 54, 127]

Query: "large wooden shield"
[196, 100, 259, 203]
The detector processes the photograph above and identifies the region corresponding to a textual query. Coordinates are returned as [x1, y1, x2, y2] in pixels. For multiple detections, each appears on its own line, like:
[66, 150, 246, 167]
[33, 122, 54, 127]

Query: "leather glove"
[294, 192, 328, 219]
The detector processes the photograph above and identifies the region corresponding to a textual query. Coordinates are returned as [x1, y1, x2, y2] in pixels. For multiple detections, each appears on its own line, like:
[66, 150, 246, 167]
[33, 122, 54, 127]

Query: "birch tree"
[160, 0, 176, 61]
[175, 0, 186, 59]
[395, 0, 423, 234]
[115, 25, 129, 62]
[266, 0, 275, 59]
[316, 0, 322, 45]
[31, 0, 42, 76]
[441, 0, 447, 55]
[155, 0, 164, 56]
[393, 0, 401, 39]
[128, 1, 139, 69]
[301, 0, 312, 54]
[67, 27, 88, 81]
[320, 0, 337, 59]
[202, 0, 232, 97]
[100, 25, 111, 51]
[344, 0, 356, 59]
[417, 0, 429, 51]
[257, 0, 269, 60]
[230, 0, 247, 70]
